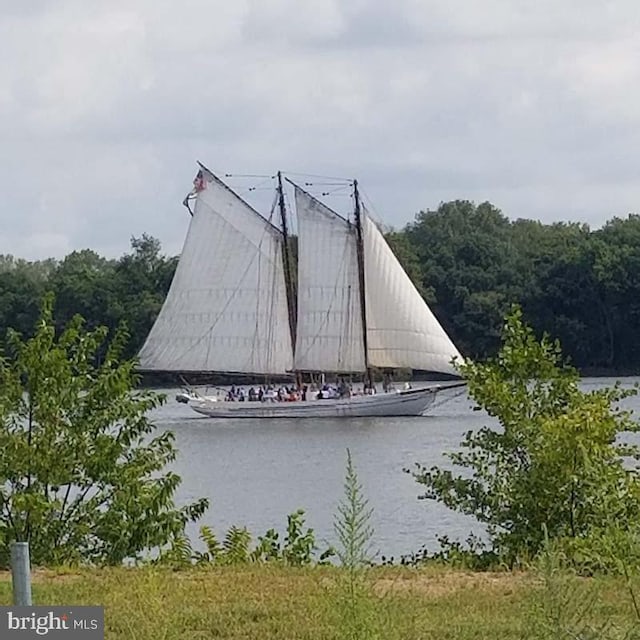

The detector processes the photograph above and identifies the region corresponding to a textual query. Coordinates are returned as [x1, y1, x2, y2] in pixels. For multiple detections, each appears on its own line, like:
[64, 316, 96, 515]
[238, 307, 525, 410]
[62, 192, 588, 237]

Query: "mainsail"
[292, 186, 366, 373]
[137, 166, 293, 375]
[361, 209, 462, 375]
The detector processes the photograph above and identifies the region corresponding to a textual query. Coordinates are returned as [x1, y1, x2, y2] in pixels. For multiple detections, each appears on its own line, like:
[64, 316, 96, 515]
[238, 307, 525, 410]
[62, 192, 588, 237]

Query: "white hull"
[188, 386, 441, 419]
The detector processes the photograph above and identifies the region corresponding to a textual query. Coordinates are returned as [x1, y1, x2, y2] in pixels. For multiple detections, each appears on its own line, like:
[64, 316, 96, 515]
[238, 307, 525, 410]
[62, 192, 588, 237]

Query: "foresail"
[138, 167, 294, 375]
[362, 211, 462, 375]
[293, 186, 366, 373]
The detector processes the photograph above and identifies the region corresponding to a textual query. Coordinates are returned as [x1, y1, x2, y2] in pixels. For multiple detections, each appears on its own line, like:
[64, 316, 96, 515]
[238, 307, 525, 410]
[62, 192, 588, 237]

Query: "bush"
[0, 295, 207, 566]
[410, 305, 640, 565]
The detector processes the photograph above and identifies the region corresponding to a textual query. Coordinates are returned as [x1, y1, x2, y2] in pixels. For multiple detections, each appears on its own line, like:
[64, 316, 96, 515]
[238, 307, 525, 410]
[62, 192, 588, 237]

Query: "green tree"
[110, 234, 178, 359]
[510, 220, 613, 370]
[0, 296, 207, 567]
[404, 200, 518, 359]
[0, 255, 55, 345]
[592, 215, 640, 370]
[0, 271, 46, 345]
[410, 306, 640, 564]
[49, 249, 116, 336]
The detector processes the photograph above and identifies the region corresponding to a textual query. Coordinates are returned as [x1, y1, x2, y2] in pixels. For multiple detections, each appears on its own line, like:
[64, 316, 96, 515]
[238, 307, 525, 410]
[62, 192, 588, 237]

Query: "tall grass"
[332, 448, 380, 639]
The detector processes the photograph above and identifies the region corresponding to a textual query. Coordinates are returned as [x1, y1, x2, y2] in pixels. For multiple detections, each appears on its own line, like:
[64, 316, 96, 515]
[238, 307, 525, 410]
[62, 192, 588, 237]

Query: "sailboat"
[137, 163, 464, 418]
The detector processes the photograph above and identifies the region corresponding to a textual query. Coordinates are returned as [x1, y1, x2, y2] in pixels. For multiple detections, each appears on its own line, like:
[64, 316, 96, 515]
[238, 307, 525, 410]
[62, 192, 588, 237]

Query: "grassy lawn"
[1, 565, 638, 639]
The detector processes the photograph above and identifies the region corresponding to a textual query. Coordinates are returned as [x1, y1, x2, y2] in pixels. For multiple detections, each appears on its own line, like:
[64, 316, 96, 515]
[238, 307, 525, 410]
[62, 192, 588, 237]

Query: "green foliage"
[222, 526, 252, 564]
[411, 305, 640, 565]
[553, 510, 640, 578]
[253, 509, 321, 566]
[0, 295, 208, 567]
[399, 204, 640, 371]
[398, 533, 499, 571]
[524, 530, 640, 639]
[0, 235, 178, 363]
[156, 509, 332, 568]
[332, 449, 380, 640]
[404, 200, 515, 359]
[335, 450, 375, 569]
[0, 258, 50, 342]
[49, 249, 116, 337]
[199, 524, 223, 560]
[525, 542, 618, 639]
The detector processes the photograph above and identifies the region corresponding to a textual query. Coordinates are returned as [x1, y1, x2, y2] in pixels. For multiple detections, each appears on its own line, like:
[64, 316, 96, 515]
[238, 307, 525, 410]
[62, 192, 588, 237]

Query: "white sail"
[138, 168, 294, 375]
[293, 187, 366, 373]
[362, 211, 462, 375]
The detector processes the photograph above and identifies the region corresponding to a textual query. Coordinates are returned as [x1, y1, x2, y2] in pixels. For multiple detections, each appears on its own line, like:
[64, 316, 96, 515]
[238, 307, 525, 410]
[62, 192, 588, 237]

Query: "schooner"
[138, 163, 463, 418]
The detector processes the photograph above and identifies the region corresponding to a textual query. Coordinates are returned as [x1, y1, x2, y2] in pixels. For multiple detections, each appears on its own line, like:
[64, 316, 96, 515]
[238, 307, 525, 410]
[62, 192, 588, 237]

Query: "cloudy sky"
[1, 0, 639, 260]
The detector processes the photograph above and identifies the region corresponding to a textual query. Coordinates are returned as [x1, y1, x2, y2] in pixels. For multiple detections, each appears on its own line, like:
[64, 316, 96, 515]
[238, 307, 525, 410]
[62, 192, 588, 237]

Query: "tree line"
[1, 201, 640, 373]
[0, 234, 176, 363]
[387, 201, 640, 373]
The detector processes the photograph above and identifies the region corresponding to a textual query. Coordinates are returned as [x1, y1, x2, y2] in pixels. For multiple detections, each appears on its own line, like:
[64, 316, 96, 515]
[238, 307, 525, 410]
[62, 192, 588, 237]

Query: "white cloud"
[0, 0, 639, 259]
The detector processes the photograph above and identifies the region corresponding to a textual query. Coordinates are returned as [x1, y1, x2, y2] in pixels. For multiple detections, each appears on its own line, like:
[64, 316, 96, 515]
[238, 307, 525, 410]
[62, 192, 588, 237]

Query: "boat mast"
[353, 179, 372, 387]
[277, 171, 298, 359]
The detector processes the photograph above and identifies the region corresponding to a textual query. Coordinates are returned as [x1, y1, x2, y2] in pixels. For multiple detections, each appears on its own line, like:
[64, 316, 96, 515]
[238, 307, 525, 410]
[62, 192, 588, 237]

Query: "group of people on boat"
[225, 385, 307, 403]
[222, 379, 387, 403]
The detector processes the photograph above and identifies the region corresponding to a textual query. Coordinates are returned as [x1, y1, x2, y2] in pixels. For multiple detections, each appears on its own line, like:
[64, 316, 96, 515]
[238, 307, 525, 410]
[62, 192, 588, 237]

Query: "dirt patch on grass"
[373, 570, 532, 598]
[0, 569, 83, 584]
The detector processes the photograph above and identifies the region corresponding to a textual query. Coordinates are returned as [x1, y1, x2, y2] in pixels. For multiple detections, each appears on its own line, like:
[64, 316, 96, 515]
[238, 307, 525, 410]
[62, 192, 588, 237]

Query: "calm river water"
[149, 377, 640, 560]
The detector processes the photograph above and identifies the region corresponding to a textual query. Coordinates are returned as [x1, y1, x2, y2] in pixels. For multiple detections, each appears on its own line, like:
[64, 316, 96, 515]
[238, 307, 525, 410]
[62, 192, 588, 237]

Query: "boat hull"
[188, 386, 440, 418]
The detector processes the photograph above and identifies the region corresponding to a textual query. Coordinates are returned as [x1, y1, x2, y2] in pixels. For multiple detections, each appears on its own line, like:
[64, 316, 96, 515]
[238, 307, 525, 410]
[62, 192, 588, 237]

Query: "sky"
[1, 0, 639, 260]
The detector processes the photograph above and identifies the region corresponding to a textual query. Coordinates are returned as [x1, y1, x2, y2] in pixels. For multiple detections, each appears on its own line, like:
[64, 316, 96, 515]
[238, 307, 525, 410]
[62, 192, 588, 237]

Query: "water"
[150, 377, 640, 560]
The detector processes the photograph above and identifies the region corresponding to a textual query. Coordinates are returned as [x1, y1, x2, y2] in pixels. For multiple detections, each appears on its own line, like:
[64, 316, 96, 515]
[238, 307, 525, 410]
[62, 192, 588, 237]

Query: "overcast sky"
[1, 0, 639, 260]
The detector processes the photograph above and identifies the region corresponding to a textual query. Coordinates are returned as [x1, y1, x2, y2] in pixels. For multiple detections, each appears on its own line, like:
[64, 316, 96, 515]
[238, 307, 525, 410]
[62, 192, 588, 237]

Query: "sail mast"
[277, 171, 297, 353]
[353, 179, 372, 385]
